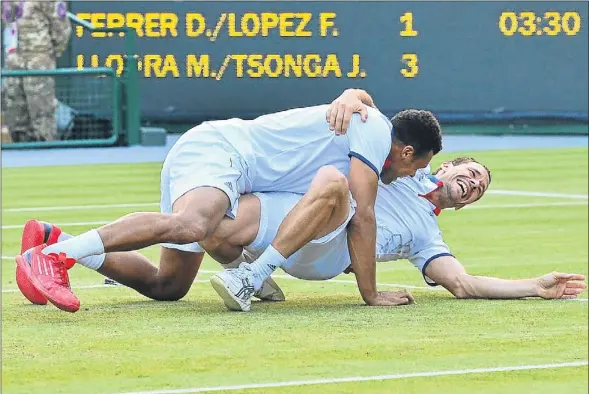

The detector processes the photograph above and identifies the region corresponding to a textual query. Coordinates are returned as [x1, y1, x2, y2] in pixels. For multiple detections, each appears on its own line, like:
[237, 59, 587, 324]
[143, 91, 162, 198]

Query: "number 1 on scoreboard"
[400, 12, 418, 36]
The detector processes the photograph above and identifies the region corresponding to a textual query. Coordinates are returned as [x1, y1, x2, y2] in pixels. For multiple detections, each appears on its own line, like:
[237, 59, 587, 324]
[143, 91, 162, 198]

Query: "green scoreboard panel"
[70, 1, 588, 121]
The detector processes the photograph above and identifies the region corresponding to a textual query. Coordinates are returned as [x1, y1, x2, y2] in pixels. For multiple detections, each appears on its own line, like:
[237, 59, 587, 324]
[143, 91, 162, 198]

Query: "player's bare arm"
[347, 157, 413, 306]
[424, 255, 587, 299]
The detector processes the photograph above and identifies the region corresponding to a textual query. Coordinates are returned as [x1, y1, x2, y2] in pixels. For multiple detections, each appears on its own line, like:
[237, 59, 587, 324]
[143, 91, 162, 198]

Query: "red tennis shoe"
[16, 244, 79, 313]
[16, 220, 63, 305]
[16, 219, 61, 305]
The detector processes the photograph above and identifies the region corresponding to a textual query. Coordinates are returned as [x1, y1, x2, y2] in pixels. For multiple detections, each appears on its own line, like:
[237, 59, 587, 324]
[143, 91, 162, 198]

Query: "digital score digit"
[499, 11, 582, 36]
[400, 53, 418, 78]
[400, 12, 418, 78]
[400, 12, 418, 37]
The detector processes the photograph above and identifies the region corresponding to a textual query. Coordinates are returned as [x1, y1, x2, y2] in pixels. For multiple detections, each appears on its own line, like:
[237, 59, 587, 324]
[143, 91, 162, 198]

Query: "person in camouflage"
[2, 0, 71, 142]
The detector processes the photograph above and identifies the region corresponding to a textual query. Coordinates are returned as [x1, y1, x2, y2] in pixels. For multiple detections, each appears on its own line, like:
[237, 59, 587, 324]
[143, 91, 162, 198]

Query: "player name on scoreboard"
[75, 53, 365, 79]
[73, 11, 417, 80]
[74, 12, 339, 38]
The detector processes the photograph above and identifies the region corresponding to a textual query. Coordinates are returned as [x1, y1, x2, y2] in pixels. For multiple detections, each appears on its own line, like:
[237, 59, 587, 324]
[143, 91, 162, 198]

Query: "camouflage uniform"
[3, 1, 71, 142]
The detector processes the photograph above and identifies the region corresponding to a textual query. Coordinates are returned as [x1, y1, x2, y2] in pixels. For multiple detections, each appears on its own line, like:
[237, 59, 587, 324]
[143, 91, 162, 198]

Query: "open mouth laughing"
[456, 178, 469, 199]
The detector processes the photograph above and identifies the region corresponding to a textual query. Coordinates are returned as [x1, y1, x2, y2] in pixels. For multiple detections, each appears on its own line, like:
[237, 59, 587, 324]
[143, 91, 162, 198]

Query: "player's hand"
[326, 89, 374, 135]
[366, 290, 415, 306]
[536, 272, 587, 299]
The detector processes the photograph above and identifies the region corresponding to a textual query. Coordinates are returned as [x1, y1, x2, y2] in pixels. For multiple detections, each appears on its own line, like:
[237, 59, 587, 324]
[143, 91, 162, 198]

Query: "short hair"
[434, 157, 492, 184]
[391, 109, 443, 158]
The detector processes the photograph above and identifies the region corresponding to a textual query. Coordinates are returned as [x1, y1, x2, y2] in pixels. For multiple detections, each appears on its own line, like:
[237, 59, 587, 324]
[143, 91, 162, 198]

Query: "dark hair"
[434, 157, 492, 184]
[391, 109, 443, 157]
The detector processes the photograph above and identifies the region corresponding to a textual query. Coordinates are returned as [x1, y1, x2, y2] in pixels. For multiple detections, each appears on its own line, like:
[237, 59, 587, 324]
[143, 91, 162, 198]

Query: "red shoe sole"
[16, 265, 48, 305]
[17, 220, 49, 305]
[15, 254, 80, 313]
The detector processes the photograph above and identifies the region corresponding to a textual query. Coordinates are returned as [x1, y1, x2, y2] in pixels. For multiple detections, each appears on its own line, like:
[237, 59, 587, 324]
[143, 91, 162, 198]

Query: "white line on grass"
[196, 270, 440, 290]
[1, 280, 212, 293]
[2, 284, 114, 292]
[2, 221, 110, 230]
[3, 270, 586, 302]
[462, 202, 588, 210]
[269, 273, 442, 291]
[3, 201, 586, 230]
[487, 190, 588, 199]
[0, 273, 440, 293]
[118, 361, 589, 394]
[1, 263, 586, 297]
[3, 203, 159, 213]
[2, 190, 586, 214]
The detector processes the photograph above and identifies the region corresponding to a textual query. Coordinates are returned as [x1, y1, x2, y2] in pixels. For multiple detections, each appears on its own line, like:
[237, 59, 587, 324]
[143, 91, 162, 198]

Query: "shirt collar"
[418, 175, 444, 216]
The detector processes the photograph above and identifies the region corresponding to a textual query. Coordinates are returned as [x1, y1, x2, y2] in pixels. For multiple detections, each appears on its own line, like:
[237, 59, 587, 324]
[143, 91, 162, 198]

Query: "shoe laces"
[49, 253, 73, 288]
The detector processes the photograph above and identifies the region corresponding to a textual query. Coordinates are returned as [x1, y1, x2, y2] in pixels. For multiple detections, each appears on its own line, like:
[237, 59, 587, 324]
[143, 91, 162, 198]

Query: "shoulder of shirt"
[249, 104, 328, 120]
[365, 107, 393, 130]
[349, 108, 392, 138]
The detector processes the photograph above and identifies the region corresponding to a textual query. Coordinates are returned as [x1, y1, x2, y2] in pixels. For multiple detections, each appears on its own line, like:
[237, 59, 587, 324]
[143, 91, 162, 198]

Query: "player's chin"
[450, 185, 462, 202]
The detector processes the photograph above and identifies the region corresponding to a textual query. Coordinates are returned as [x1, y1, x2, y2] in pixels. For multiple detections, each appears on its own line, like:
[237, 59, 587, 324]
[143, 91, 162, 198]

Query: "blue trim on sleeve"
[349, 152, 379, 176]
[421, 252, 454, 287]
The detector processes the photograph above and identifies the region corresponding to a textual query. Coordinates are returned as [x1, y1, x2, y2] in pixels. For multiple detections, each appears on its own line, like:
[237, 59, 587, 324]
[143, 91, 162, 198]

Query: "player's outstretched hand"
[367, 290, 415, 306]
[326, 89, 374, 135]
[536, 272, 587, 299]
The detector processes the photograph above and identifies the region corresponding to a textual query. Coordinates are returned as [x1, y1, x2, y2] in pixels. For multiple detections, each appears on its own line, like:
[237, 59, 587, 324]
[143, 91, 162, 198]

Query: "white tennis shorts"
[160, 123, 250, 253]
[245, 191, 356, 281]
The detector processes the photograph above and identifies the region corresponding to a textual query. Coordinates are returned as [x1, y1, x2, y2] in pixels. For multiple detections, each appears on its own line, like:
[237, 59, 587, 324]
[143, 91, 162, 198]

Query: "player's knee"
[152, 289, 187, 302]
[315, 166, 349, 204]
[150, 277, 190, 301]
[199, 234, 226, 254]
[317, 166, 349, 190]
[165, 214, 208, 245]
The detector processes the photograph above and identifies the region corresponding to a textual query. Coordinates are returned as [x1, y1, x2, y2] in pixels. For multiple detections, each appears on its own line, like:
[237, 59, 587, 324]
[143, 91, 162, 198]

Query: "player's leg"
[248, 166, 351, 285]
[210, 166, 353, 311]
[201, 166, 350, 262]
[200, 194, 285, 302]
[95, 186, 230, 253]
[200, 194, 261, 264]
[16, 128, 245, 312]
[15, 219, 204, 306]
[98, 246, 203, 301]
[15, 186, 229, 312]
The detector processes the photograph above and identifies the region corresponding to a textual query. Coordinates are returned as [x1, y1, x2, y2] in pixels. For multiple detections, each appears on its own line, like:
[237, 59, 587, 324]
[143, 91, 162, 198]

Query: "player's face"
[438, 162, 490, 208]
[380, 144, 434, 184]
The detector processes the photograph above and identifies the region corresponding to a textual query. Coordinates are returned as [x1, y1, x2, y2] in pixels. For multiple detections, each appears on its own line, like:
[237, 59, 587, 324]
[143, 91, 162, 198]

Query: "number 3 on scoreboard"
[401, 54, 418, 78]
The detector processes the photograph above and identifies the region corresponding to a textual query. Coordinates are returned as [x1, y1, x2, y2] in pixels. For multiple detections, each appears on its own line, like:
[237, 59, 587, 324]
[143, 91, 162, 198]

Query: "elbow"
[450, 286, 469, 299]
[445, 275, 472, 299]
[351, 205, 375, 226]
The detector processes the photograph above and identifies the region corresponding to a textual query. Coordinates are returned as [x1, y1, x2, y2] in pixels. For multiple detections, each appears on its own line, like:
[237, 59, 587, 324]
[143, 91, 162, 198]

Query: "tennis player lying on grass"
[15, 90, 586, 312]
[16, 87, 442, 312]
[201, 90, 587, 311]
[204, 157, 587, 311]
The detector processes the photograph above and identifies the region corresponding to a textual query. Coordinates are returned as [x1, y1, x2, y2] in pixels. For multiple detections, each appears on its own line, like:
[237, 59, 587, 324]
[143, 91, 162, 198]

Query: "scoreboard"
[70, 1, 589, 122]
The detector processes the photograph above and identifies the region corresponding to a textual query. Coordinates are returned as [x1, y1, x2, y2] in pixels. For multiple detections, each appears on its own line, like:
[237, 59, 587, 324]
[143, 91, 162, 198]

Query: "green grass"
[2, 147, 588, 394]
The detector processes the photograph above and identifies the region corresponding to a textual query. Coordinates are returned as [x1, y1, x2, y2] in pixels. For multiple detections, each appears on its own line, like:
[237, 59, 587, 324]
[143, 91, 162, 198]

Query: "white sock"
[248, 245, 286, 290]
[45, 230, 106, 270]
